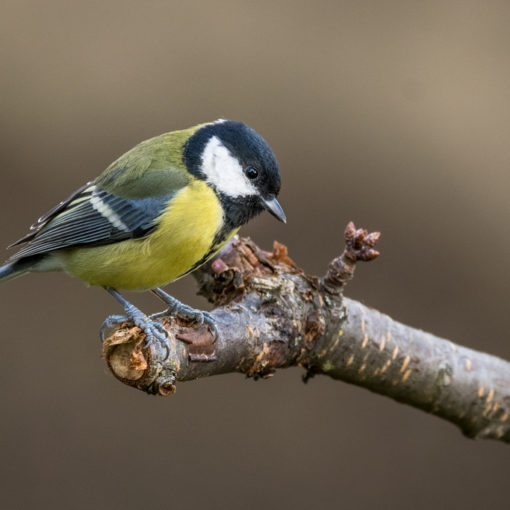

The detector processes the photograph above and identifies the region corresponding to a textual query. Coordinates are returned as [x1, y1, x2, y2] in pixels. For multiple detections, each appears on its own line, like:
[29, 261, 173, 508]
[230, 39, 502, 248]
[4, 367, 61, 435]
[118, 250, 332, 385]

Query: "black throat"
[219, 192, 265, 234]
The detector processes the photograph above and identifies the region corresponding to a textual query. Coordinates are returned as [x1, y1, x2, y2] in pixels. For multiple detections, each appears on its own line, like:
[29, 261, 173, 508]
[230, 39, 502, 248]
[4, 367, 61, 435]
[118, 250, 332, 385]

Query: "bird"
[0, 119, 285, 346]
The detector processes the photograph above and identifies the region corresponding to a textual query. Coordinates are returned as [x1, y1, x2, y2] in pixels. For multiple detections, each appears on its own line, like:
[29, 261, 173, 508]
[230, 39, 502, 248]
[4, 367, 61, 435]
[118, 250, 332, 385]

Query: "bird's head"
[184, 119, 285, 227]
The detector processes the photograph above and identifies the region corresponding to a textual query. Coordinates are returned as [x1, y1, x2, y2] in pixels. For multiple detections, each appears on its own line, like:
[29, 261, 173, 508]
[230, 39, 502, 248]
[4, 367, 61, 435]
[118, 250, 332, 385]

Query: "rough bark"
[102, 223, 510, 444]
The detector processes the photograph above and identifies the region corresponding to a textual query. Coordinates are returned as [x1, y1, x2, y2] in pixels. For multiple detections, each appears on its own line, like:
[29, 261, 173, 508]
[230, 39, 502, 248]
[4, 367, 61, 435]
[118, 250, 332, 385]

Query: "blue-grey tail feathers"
[0, 258, 38, 283]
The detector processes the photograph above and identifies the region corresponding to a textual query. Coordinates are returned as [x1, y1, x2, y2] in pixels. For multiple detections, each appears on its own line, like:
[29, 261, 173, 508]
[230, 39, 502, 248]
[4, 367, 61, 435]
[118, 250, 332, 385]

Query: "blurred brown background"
[1, 1, 509, 508]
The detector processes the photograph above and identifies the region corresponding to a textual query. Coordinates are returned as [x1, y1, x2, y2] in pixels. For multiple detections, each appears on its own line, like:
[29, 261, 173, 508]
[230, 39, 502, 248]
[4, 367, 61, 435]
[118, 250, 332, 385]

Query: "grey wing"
[8, 183, 170, 261]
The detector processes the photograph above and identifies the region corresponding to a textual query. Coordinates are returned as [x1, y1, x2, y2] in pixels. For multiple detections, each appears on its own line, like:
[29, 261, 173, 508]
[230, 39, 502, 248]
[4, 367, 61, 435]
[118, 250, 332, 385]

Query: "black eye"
[244, 166, 259, 179]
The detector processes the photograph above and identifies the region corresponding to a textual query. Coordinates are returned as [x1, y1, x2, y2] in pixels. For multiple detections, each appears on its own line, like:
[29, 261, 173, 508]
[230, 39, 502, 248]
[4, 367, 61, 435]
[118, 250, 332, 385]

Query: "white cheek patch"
[201, 136, 257, 197]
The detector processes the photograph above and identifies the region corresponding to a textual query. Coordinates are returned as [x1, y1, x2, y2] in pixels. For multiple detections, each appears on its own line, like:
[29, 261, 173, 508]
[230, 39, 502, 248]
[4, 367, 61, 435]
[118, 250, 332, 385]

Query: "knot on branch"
[321, 221, 380, 294]
[195, 236, 299, 306]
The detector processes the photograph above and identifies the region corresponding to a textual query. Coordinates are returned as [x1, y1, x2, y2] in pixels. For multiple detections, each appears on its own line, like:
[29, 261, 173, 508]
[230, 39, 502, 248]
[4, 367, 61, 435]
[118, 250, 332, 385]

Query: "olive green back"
[95, 124, 205, 198]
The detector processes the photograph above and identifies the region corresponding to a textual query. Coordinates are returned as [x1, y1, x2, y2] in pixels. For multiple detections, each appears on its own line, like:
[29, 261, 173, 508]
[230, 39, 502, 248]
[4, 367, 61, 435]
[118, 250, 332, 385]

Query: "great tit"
[0, 119, 285, 345]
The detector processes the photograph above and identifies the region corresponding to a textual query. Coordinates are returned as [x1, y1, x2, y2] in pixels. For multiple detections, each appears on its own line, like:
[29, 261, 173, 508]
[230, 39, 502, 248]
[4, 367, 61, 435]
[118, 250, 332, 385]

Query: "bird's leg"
[100, 287, 169, 348]
[150, 287, 218, 339]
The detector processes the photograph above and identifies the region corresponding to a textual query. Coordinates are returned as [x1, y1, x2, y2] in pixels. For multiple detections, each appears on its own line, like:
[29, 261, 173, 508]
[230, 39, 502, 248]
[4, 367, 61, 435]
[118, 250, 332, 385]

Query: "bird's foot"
[100, 309, 169, 349]
[151, 289, 218, 340]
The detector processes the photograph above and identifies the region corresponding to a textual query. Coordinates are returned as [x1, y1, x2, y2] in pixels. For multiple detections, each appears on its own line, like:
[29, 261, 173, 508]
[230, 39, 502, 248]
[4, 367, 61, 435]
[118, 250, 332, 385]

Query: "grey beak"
[263, 197, 286, 223]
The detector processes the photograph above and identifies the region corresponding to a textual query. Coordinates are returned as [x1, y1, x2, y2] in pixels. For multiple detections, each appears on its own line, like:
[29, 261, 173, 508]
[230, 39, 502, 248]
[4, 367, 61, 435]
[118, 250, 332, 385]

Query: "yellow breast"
[58, 181, 236, 290]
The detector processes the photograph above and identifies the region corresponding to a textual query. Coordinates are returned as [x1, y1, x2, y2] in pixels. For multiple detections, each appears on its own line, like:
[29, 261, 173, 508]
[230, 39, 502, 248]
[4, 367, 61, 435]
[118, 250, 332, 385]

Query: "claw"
[200, 311, 219, 341]
[100, 314, 128, 342]
[139, 319, 169, 348]
[100, 313, 169, 349]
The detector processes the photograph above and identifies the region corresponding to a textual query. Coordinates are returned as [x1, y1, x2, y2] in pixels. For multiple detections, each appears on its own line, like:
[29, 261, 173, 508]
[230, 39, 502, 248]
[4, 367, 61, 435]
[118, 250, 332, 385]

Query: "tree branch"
[101, 223, 510, 444]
